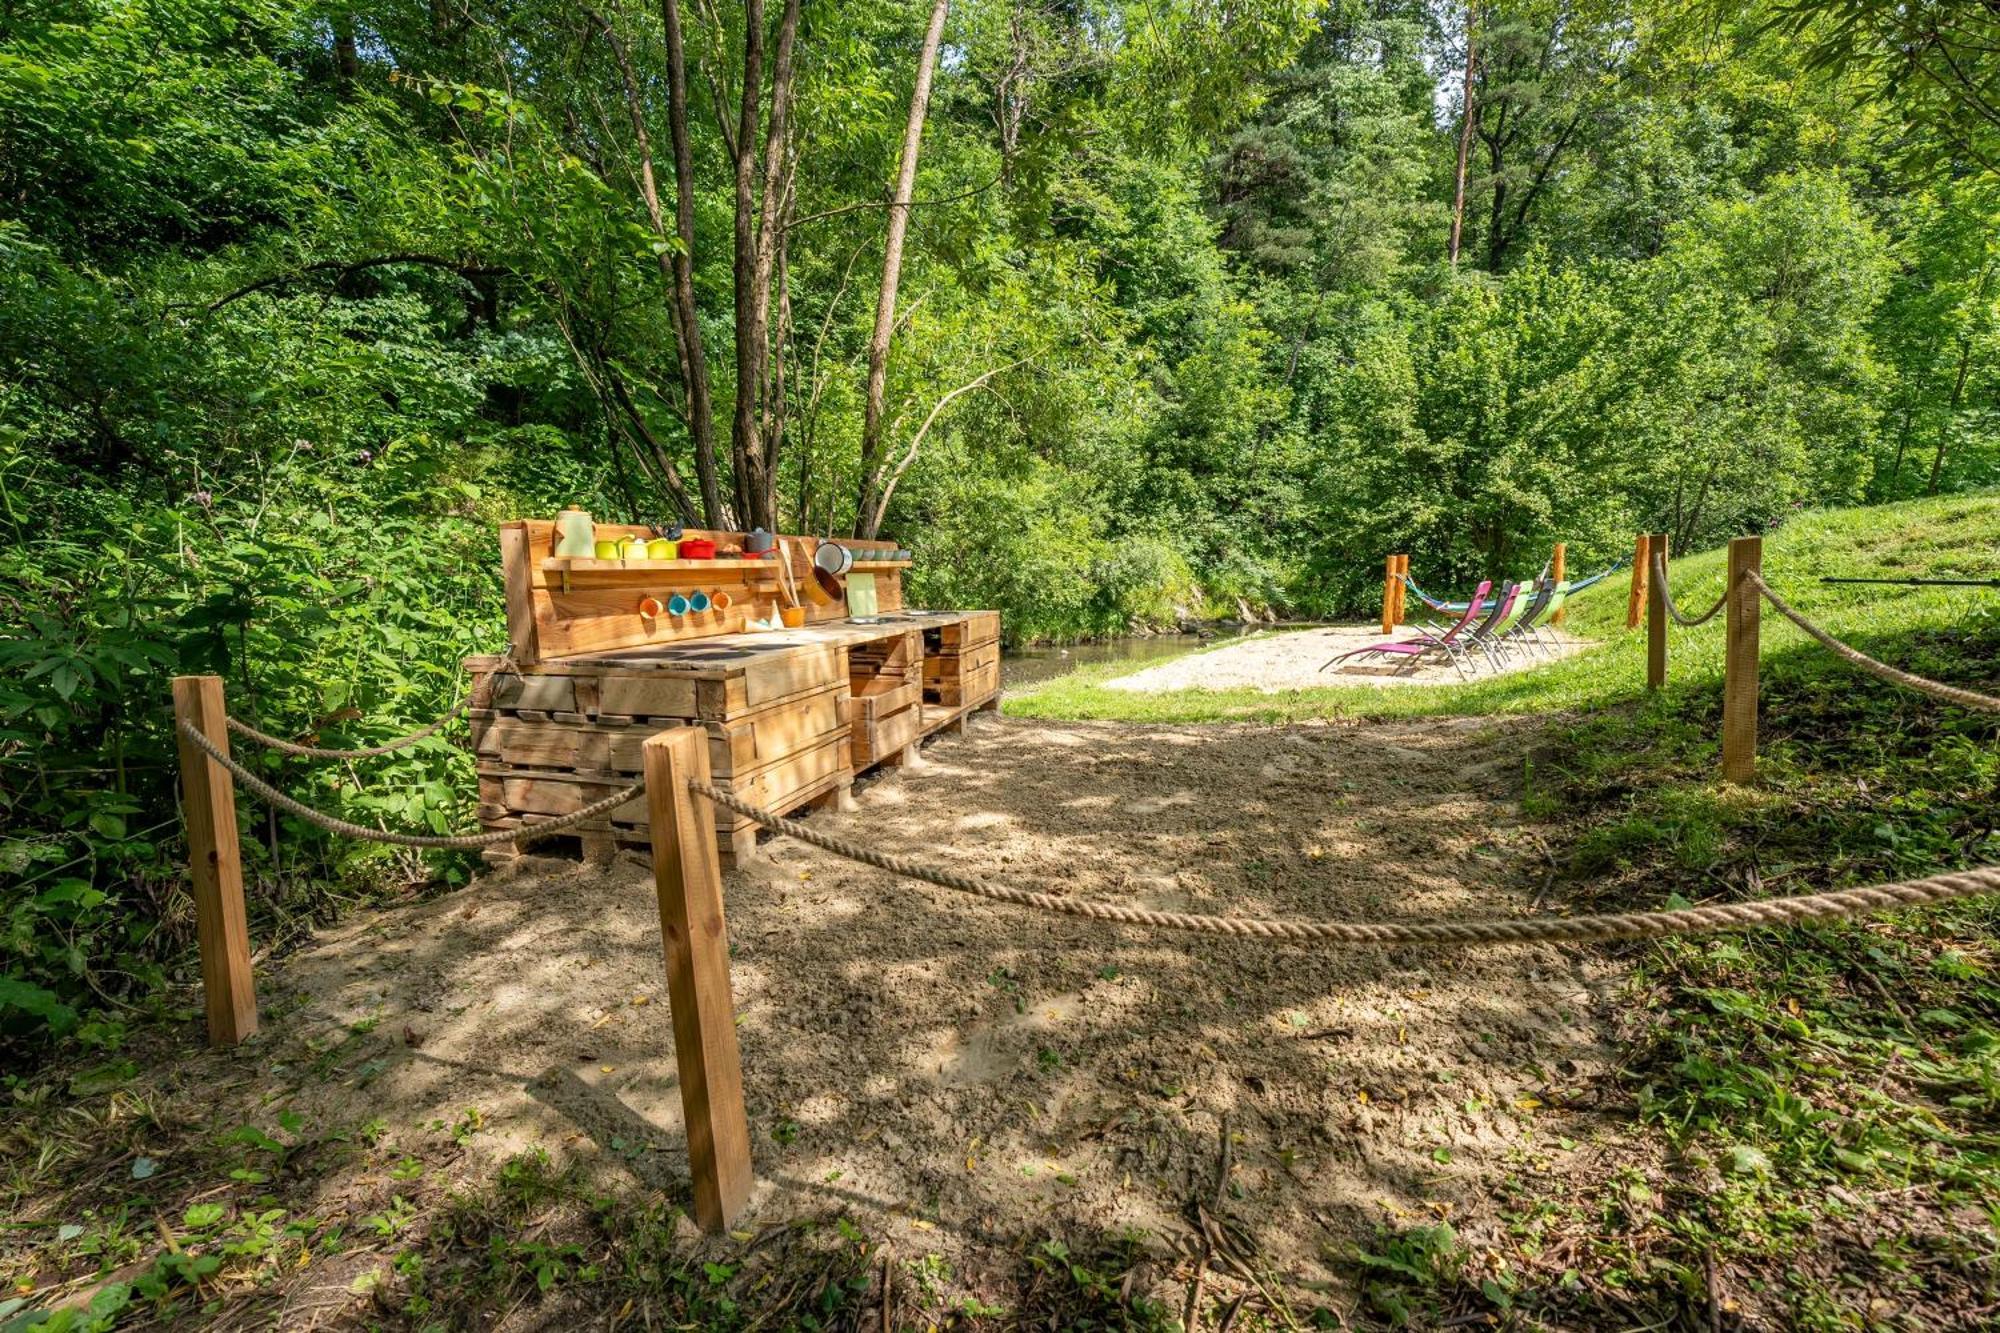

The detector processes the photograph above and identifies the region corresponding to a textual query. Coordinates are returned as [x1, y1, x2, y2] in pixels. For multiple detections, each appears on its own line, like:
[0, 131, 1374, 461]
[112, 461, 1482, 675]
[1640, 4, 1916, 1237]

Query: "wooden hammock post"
[1646, 533, 1669, 691]
[1391, 554, 1409, 625]
[1550, 543, 1567, 626]
[1626, 534, 1650, 631]
[1721, 536, 1762, 784]
[170, 675, 258, 1046]
[642, 728, 752, 1232]
[1381, 555, 1398, 634]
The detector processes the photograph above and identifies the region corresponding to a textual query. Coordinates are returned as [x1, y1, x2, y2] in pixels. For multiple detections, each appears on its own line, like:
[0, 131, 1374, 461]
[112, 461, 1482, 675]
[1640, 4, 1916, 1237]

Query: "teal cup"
[667, 593, 691, 616]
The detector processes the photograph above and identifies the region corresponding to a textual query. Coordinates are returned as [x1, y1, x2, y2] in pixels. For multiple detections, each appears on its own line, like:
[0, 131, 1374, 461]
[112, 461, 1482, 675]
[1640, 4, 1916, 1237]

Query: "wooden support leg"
[946, 713, 969, 738]
[810, 780, 858, 814]
[1381, 554, 1397, 635]
[1721, 535, 1762, 785]
[1391, 555, 1409, 626]
[1646, 532, 1670, 691]
[1626, 533, 1650, 632]
[170, 675, 258, 1047]
[725, 824, 759, 866]
[892, 740, 926, 770]
[641, 729, 753, 1233]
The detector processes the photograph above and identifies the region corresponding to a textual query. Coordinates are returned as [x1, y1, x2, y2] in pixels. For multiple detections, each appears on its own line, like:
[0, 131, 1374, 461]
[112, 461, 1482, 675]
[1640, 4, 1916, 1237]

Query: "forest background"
[3, 0, 1997, 1045]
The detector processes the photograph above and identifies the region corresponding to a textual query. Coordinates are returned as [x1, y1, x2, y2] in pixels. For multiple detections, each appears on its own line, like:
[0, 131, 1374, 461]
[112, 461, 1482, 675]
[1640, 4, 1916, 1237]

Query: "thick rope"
[178, 717, 640, 849]
[1650, 551, 1726, 628]
[1749, 573, 2000, 714]
[223, 655, 513, 760]
[689, 780, 2000, 947]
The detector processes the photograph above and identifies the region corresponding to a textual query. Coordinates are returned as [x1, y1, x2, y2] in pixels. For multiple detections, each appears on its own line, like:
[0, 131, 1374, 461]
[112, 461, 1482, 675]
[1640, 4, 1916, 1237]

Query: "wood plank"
[1646, 531, 1669, 691]
[500, 524, 542, 664]
[642, 727, 753, 1233]
[599, 674, 703, 719]
[493, 673, 577, 712]
[1722, 536, 1761, 784]
[170, 676, 258, 1046]
[852, 702, 923, 769]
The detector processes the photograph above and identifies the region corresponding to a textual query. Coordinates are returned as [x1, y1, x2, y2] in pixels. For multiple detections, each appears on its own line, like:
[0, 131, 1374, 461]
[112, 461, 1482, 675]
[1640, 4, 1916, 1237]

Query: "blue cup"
[689, 591, 712, 613]
[667, 593, 691, 616]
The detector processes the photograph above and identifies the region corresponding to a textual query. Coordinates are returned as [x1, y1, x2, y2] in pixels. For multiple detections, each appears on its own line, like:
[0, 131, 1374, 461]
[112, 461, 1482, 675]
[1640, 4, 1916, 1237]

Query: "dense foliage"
[3, 0, 1998, 1046]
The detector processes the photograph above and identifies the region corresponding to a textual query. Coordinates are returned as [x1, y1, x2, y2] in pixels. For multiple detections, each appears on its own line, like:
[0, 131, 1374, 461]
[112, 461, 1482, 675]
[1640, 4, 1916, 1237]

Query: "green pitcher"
[554, 507, 596, 558]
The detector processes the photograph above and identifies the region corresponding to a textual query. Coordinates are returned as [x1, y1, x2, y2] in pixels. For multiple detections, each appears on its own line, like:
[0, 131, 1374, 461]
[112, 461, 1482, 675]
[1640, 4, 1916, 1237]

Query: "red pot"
[679, 537, 717, 559]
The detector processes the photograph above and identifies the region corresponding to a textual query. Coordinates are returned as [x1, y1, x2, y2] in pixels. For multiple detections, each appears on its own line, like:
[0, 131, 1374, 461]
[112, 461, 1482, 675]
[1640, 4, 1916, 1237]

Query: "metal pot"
[813, 541, 853, 576]
[745, 527, 776, 555]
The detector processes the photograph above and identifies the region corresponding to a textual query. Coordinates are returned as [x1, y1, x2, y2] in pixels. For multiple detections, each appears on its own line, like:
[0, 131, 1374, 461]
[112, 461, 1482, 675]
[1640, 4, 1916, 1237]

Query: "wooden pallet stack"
[466, 519, 1002, 868]
[847, 627, 924, 768]
[921, 611, 1001, 710]
[468, 643, 853, 866]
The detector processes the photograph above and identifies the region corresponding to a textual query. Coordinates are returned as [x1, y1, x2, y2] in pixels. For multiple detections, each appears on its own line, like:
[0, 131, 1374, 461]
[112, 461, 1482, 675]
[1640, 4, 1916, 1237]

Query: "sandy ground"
[247, 712, 1629, 1311]
[1105, 625, 1596, 692]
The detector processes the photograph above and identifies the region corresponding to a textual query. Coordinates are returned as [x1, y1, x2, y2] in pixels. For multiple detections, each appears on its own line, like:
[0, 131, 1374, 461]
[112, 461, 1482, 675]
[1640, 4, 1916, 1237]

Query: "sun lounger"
[1324, 580, 1493, 679]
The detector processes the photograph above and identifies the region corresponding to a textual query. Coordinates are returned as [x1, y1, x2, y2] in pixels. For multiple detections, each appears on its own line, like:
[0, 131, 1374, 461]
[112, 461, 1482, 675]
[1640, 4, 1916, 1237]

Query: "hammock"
[1401, 561, 1622, 614]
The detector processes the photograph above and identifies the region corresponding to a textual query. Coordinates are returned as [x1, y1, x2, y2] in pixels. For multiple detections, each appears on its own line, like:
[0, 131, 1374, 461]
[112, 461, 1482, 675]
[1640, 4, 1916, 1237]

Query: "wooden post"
[1625, 534, 1649, 631]
[1381, 555, 1397, 634]
[642, 728, 752, 1232]
[1646, 533, 1669, 691]
[1550, 543, 1567, 626]
[1391, 555, 1409, 626]
[170, 676, 258, 1046]
[1721, 536, 1762, 784]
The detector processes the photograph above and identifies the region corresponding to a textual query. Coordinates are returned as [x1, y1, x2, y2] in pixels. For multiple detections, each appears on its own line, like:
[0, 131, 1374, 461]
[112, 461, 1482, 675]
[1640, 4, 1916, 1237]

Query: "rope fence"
[1649, 549, 1725, 628]
[175, 695, 2000, 948]
[164, 554, 2000, 1228]
[1746, 572, 2000, 713]
[178, 714, 639, 850]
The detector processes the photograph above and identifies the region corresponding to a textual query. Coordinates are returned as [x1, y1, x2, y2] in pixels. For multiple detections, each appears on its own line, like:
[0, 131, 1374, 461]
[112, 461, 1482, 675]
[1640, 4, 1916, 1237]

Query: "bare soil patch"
[233, 713, 1628, 1312]
[1105, 625, 1596, 691]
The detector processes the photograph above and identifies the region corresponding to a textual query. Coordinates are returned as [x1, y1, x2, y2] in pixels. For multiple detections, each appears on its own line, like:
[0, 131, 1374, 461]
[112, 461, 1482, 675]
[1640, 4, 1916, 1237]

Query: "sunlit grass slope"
[1005, 490, 2000, 724]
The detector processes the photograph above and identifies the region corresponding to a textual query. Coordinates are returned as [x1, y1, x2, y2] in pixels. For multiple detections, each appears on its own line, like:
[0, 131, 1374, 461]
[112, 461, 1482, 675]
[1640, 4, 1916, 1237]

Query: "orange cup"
[780, 605, 806, 627]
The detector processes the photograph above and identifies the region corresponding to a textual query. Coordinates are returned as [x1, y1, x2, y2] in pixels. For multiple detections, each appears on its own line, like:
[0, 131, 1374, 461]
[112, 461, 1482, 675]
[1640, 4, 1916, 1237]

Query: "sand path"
[242, 713, 1627, 1311]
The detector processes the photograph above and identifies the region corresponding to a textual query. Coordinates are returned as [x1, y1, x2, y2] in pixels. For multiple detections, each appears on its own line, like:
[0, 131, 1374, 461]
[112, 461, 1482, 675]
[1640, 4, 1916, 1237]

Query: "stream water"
[1000, 630, 1243, 689]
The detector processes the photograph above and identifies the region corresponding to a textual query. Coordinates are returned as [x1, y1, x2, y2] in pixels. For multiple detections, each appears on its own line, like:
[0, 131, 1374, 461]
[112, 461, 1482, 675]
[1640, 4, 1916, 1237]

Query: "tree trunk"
[855, 0, 952, 534]
[662, 0, 726, 526]
[729, 0, 768, 528]
[1448, 3, 1476, 267]
[592, 4, 724, 527]
[1931, 338, 1974, 494]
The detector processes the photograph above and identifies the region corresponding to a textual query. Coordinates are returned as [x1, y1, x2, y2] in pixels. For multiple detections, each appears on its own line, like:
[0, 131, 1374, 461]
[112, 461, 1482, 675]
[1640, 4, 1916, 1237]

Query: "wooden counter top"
[467, 611, 997, 679]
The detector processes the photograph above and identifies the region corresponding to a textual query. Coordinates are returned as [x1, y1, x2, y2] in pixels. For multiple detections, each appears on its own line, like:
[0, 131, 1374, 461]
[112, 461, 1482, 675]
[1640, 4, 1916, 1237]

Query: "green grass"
[1005, 490, 2000, 726]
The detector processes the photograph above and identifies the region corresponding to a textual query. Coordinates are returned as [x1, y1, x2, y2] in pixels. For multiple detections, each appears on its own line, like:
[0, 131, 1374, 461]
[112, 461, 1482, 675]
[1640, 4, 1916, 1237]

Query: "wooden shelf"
[850, 560, 913, 570]
[542, 557, 783, 575]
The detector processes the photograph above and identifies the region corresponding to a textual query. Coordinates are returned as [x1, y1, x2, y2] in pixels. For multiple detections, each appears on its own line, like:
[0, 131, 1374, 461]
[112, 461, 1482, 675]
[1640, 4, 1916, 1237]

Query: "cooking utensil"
[776, 539, 802, 607]
[813, 541, 853, 576]
[746, 527, 776, 555]
[679, 537, 717, 559]
[812, 566, 843, 603]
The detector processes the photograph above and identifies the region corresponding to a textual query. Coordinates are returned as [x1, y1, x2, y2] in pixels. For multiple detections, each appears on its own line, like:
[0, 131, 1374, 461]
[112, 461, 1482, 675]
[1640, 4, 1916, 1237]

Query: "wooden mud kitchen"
[466, 518, 1001, 865]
